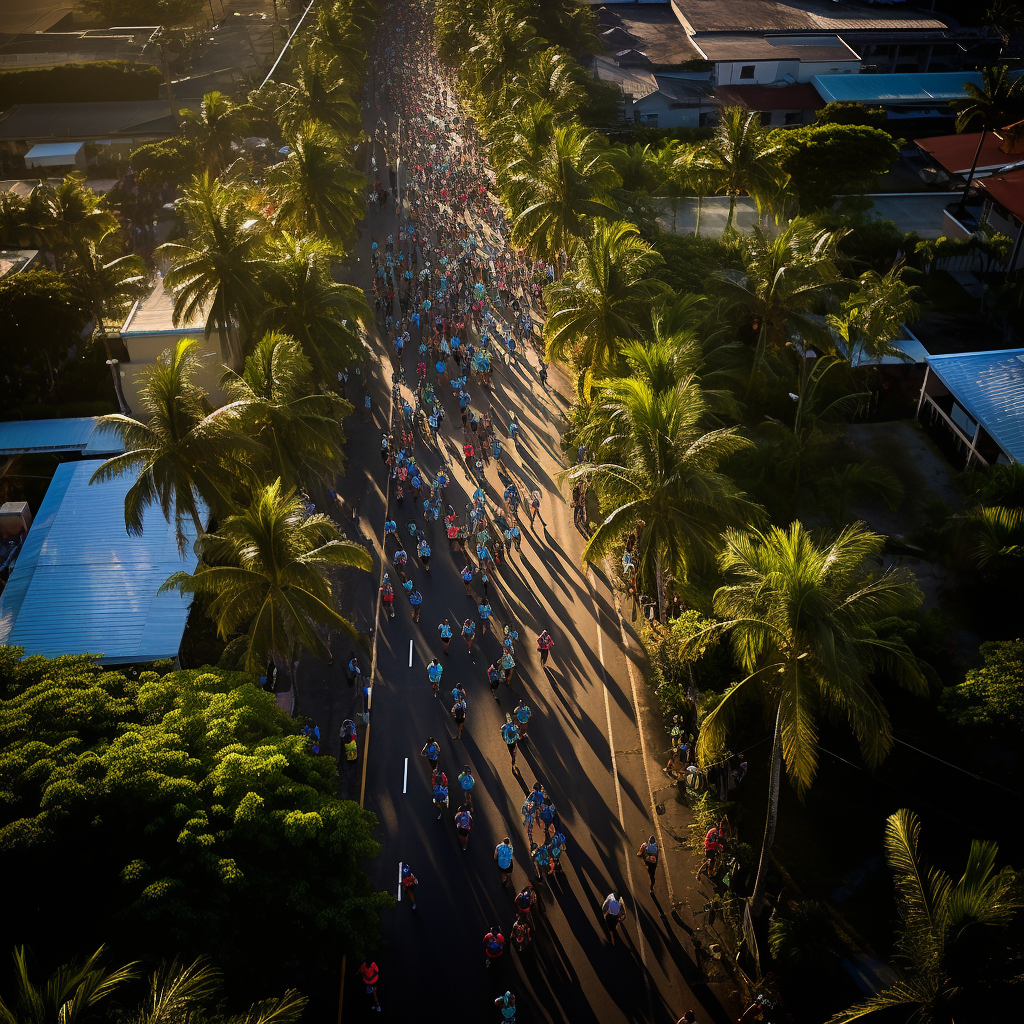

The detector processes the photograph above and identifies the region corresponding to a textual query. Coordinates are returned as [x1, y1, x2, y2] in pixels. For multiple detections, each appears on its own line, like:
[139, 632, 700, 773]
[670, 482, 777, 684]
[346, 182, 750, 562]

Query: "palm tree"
[0, 946, 136, 1024]
[689, 106, 787, 232]
[69, 225, 148, 349]
[158, 174, 268, 369]
[690, 522, 926, 913]
[221, 332, 352, 493]
[25, 173, 116, 268]
[608, 143, 665, 198]
[827, 262, 921, 365]
[507, 124, 620, 261]
[828, 809, 1022, 1023]
[720, 218, 844, 382]
[313, 0, 371, 81]
[507, 46, 586, 116]
[466, 7, 541, 95]
[958, 504, 1024, 572]
[290, 44, 361, 138]
[950, 65, 1024, 216]
[161, 479, 373, 703]
[570, 379, 759, 616]
[91, 339, 252, 553]
[270, 122, 365, 246]
[259, 232, 369, 381]
[543, 219, 669, 371]
[491, 100, 556, 171]
[180, 91, 250, 173]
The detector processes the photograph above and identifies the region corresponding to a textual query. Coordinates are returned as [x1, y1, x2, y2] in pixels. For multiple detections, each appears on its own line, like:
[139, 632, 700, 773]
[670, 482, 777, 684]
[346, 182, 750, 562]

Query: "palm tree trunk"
[751, 706, 783, 916]
[955, 128, 988, 218]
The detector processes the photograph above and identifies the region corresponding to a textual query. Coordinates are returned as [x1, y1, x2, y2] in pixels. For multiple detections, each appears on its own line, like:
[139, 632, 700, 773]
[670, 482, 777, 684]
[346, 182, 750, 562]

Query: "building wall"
[120, 331, 227, 415]
[715, 58, 859, 86]
[633, 94, 701, 128]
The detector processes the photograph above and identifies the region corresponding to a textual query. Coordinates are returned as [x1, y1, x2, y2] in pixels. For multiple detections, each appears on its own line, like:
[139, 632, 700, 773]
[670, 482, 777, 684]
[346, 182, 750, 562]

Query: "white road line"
[588, 568, 655, 1022]
[397, 861, 403, 902]
[408, 639, 414, 668]
[604, 558, 676, 909]
[403, 757, 408, 794]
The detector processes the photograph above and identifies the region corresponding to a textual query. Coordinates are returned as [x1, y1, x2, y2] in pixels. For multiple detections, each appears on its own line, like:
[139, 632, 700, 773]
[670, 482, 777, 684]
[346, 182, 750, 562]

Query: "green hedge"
[0, 62, 162, 107]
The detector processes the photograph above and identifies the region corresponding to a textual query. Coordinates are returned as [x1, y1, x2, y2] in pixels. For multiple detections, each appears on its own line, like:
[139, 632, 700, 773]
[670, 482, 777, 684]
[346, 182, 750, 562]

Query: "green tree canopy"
[0, 650, 390, 989]
[940, 638, 1024, 737]
[773, 123, 900, 210]
[814, 102, 889, 131]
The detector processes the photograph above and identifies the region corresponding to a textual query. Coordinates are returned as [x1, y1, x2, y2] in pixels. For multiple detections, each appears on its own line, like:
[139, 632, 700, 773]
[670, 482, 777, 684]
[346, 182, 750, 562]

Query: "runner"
[454, 804, 473, 850]
[478, 598, 493, 634]
[501, 713, 520, 768]
[401, 864, 418, 910]
[438, 617, 453, 655]
[451, 696, 467, 739]
[458, 765, 476, 809]
[494, 991, 516, 1021]
[483, 925, 505, 967]
[637, 835, 660, 892]
[601, 892, 627, 945]
[427, 657, 443, 696]
[380, 573, 395, 619]
[420, 735, 440, 773]
[514, 698, 532, 739]
[357, 960, 381, 1013]
[409, 587, 423, 621]
[494, 837, 514, 888]
[487, 662, 502, 702]
[461, 616, 476, 654]
[537, 629, 554, 666]
[461, 562, 475, 596]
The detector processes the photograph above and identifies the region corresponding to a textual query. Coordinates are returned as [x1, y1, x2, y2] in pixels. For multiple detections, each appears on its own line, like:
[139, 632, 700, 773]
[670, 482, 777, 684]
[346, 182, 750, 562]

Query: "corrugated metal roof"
[926, 349, 1024, 463]
[0, 460, 206, 664]
[812, 72, 985, 105]
[0, 417, 124, 457]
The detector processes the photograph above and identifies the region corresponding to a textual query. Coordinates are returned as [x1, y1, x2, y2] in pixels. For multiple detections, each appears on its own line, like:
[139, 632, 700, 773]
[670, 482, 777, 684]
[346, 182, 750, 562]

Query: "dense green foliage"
[941, 639, 1024, 736]
[0, 62, 161, 108]
[0, 650, 390, 986]
[814, 102, 888, 131]
[80, 0, 205, 24]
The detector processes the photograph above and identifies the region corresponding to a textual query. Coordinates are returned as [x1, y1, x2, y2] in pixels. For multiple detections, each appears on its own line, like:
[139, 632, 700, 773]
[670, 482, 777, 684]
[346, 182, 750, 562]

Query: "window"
[784, 112, 802, 125]
[739, 65, 755, 80]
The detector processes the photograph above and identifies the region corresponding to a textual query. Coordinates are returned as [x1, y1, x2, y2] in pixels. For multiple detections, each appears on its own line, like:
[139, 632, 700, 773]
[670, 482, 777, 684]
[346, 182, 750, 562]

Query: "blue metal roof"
[811, 72, 985, 106]
[0, 417, 124, 457]
[0, 460, 206, 665]
[925, 349, 1024, 464]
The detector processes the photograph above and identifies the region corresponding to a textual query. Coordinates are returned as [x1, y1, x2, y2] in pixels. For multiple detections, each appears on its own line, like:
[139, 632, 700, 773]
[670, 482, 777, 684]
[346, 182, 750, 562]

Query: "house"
[0, 417, 123, 459]
[917, 349, 1024, 468]
[23, 141, 87, 170]
[690, 32, 861, 87]
[670, 0, 989, 74]
[592, 55, 713, 128]
[595, 4, 703, 69]
[810, 72, 989, 122]
[0, 26, 157, 70]
[0, 458, 207, 665]
[0, 248, 40, 277]
[715, 82, 822, 126]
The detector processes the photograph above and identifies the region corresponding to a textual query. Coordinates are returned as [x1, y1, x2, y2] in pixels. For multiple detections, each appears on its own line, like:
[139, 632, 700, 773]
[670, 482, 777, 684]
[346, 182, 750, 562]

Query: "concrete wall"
[714, 58, 859, 86]
[633, 93, 701, 128]
[120, 331, 228, 415]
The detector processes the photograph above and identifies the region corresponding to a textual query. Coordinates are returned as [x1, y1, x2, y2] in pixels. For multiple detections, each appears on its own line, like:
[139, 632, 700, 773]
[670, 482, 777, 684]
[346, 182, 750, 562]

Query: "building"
[0, 458, 208, 665]
[917, 349, 1024, 468]
[691, 32, 861, 86]
[594, 4, 703, 69]
[0, 248, 40, 277]
[0, 25, 157, 70]
[0, 417, 123, 459]
[715, 82, 823, 126]
[592, 55, 713, 127]
[811, 71, 988, 121]
[23, 141, 87, 170]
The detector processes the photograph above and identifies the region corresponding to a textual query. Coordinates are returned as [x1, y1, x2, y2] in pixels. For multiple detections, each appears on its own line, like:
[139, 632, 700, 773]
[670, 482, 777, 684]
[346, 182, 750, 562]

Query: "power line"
[260, 0, 317, 91]
[893, 736, 1024, 799]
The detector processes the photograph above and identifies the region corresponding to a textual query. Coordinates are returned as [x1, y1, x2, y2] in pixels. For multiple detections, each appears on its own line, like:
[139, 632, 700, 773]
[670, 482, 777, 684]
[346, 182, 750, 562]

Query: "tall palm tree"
[720, 218, 844, 382]
[466, 7, 541, 95]
[259, 232, 369, 381]
[690, 522, 926, 913]
[828, 809, 1022, 1023]
[0, 946, 136, 1024]
[161, 479, 373, 703]
[689, 106, 787, 232]
[570, 379, 759, 615]
[270, 122, 365, 246]
[950, 64, 1024, 216]
[507, 123, 620, 261]
[290, 44, 361, 138]
[25, 173, 116, 268]
[221, 332, 352, 493]
[91, 339, 252, 553]
[158, 174, 268, 369]
[313, 0, 371, 81]
[507, 46, 586, 116]
[180, 91, 250, 174]
[69, 225, 148, 347]
[491, 100, 556, 171]
[608, 143, 666, 198]
[543, 218, 669, 371]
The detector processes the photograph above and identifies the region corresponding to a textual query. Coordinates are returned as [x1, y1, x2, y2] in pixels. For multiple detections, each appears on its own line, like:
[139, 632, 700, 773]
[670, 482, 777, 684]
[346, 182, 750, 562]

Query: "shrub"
[0, 62, 162, 107]
[940, 639, 1024, 737]
[643, 610, 728, 718]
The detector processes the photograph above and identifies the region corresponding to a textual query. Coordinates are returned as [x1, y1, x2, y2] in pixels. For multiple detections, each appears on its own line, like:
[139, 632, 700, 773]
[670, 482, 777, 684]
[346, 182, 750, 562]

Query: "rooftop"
[915, 131, 1014, 177]
[605, 5, 703, 65]
[0, 417, 124, 458]
[671, 0, 949, 34]
[0, 98, 202, 143]
[715, 82, 824, 111]
[0, 459, 207, 665]
[121, 276, 209, 335]
[976, 167, 1024, 225]
[0, 248, 39, 277]
[925, 349, 1024, 465]
[811, 71, 985, 106]
[691, 32, 860, 62]
[592, 56, 660, 99]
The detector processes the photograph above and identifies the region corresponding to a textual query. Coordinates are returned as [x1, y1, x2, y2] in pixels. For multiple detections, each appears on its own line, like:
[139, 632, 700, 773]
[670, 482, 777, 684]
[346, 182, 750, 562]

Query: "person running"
[530, 840, 551, 881]
[380, 573, 395, 619]
[451, 681, 467, 705]
[483, 925, 505, 966]
[514, 698, 532, 739]
[514, 882, 537, 923]
[500, 650, 516, 686]
[346, 653, 362, 688]
[501, 713, 520, 768]
[432, 771, 449, 820]
[461, 563, 475, 596]
[537, 629, 554, 666]
[454, 804, 473, 850]
[418, 535, 431, 571]
[495, 991, 516, 1021]
[637, 835, 660, 892]
[487, 662, 502, 702]
[420, 736, 440, 773]
[538, 797, 557, 840]
[357, 960, 381, 1012]
[461, 616, 476, 654]
[451, 697, 467, 739]
[601, 892, 627, 945]
[427, 657, 443, 696]
[409, 587, 423, 622]
[438, 617, 453, 655]
[494, 837, 514, 887]
[401, 864, 418, 910]
[478, 599, 493, 633]
[458, 765, 475, 809]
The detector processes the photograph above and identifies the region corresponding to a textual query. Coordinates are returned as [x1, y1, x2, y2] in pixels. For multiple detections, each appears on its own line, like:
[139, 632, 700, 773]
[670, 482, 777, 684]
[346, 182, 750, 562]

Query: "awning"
[24, 142, 85, 168]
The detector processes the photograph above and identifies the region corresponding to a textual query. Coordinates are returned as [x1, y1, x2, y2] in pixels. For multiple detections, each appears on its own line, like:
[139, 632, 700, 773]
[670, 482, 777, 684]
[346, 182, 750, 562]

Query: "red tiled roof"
[976, 167, 1024, 223]
[914, 132, 1010, 177]
[715, 83, 823, 112]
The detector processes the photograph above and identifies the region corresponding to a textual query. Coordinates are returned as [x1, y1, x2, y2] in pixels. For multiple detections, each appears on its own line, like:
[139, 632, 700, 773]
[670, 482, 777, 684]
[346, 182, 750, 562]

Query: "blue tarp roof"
[925, 349, 1024, 464]
[811, 72, 985, 106]
[0, 417, 124, 457]
[0, 460, 206, 665]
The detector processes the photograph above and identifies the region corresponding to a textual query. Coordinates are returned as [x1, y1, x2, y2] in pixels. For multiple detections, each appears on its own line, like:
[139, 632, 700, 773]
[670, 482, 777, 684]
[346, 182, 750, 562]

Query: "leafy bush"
[643, 610, 728, 718]
[810, 201, 920, 274]
[130, 136, 200, 188]
[914, 232, 1014, 268]
[769, 900, 841, 973]
[80, 0, 206, 25]
[940, 639, 1024, 736]
[0, 62, 162, 107]
[815, 102, 888, 131]
[654, 232, 745, 294]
